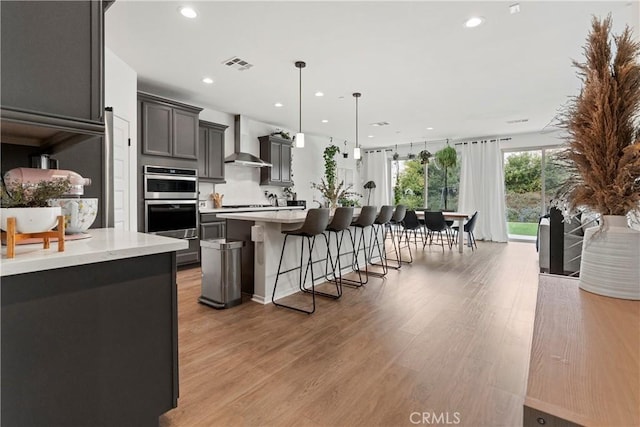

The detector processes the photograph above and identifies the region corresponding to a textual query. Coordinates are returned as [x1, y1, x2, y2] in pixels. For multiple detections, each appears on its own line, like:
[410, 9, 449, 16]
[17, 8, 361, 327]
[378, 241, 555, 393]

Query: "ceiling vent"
[222, 56, 254, 71]
[370, 121, 390, 127]
[506, 118, 529, 124]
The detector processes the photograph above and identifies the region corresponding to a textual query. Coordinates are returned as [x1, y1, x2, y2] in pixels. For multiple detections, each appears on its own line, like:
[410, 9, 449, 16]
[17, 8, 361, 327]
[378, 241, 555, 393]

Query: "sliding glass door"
[504, 147, 568, 240]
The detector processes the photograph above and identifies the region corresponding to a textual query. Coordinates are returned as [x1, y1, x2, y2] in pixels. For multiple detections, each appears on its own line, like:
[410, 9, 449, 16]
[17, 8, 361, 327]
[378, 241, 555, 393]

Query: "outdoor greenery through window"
[504, 148, 568, 238]
[392, 158, 460, 211]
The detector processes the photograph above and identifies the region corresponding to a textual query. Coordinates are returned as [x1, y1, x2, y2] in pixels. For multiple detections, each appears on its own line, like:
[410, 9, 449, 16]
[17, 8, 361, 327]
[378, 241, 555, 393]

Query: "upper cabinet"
[0, 0, 106, 147]
[138, 92, 202, 160]
[198, 121, 228, 182]
[259, 135, 292, 187]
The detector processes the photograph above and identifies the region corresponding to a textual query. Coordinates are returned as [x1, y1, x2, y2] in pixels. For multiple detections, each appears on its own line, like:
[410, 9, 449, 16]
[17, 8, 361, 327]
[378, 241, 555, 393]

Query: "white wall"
[105, 48, 137, 230]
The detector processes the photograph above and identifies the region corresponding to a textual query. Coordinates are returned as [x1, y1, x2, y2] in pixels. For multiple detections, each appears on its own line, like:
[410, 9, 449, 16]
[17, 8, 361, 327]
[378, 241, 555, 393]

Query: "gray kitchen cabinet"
[0, 0, 106, 147]
[259, 135, 293, 187]
[138, 92, 202, 160]
[198, 120, 228, 182]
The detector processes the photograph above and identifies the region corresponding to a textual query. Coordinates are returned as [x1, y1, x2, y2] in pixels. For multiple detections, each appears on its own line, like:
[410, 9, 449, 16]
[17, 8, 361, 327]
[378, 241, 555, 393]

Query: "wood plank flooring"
[160, 240, 539, 426]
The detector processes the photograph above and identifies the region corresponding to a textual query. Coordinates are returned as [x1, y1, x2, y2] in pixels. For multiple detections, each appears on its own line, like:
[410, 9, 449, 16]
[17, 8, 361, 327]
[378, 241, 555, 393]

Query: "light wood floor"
[160, 240, 540, 427]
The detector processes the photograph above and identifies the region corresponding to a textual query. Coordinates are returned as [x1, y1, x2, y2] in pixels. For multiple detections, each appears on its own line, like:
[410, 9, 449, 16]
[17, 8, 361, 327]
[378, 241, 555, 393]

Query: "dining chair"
[398, 210, 424, 263]
[422, 211, 453, 251]
[452, 211, 478, 250]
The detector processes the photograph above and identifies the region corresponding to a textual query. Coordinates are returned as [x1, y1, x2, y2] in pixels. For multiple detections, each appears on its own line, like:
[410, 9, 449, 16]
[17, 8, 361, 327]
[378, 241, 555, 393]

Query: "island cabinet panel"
[1, 253, 179, 427]
[139, 92, 202, 160]
[259, 135, 292, 187]
[198, 120, 228, 182]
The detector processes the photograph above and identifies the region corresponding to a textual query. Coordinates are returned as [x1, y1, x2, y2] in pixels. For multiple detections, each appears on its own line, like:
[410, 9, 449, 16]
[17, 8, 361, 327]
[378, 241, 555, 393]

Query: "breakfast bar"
[218, 209, 378, 304]
[1, 230, 186, 426]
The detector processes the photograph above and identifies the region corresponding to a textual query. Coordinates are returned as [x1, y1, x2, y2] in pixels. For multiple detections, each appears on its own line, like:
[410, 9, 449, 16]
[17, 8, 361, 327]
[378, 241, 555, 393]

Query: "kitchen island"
[1, 229, 186, 427]
[217, 209, 378, 304]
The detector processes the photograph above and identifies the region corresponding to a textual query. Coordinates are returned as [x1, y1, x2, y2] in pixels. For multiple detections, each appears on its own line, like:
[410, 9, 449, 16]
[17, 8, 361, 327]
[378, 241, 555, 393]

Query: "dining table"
[417, 211, 471, 253]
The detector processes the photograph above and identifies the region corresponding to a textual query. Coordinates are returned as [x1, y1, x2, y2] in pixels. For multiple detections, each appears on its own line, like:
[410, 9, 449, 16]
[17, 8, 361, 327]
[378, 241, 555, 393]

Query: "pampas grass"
[559, 16, 640, 216]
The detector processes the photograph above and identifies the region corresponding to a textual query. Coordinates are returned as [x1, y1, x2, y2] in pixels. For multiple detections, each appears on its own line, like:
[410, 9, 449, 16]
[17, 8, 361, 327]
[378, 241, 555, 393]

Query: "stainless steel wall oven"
[143, 165, 198, 239]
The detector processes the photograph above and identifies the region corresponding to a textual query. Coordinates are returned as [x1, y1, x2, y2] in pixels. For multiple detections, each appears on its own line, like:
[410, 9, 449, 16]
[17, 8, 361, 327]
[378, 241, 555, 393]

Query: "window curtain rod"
[454, 137, 511, 146]
[363, 138, 450, 153]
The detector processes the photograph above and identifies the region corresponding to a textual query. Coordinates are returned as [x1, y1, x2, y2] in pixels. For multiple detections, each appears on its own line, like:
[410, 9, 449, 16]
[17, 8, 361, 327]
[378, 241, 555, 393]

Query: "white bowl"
[0, 207, 62, 233]
[48, 198, 98, 234]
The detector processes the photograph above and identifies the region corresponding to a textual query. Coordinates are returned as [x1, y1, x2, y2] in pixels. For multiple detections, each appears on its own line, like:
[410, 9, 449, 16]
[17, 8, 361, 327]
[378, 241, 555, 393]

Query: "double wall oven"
[143, 166, 199, 262]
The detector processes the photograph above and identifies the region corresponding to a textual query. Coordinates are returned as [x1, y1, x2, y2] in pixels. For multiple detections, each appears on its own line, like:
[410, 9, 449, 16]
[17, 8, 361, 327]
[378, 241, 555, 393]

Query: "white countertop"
[1, 229, 188, 277]
[217, 208, 362, 224]
[200, 206, 304, 214]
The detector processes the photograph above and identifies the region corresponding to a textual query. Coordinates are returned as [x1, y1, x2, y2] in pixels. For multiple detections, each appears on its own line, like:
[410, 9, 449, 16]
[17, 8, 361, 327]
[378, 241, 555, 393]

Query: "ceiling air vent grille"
[370, 121, 390, 127]
[223, 56, 254, 71]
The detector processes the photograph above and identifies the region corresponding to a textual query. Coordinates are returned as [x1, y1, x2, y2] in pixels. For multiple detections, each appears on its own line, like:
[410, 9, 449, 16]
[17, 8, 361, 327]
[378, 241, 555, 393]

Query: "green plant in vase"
[311, 144, 358, 208]
[0, 177, 71, 233]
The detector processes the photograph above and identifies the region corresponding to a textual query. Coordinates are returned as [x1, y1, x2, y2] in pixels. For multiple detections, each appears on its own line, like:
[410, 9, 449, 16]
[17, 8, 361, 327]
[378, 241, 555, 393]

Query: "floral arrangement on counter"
[311, 144, 359, 209]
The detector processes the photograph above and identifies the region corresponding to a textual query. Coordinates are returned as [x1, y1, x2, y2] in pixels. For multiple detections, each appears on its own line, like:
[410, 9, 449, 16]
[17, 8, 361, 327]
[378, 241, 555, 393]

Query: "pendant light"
[353, 92, 362, 159]
[294, 61, 306, 148]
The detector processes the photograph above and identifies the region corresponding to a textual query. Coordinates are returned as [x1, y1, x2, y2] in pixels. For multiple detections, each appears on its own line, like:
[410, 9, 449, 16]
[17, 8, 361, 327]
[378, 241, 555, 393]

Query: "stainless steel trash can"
[199, 239, 245, 309]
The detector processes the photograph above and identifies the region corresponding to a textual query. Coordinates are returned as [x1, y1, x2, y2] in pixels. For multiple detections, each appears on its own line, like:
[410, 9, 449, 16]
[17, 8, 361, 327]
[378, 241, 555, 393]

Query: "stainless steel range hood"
[225, 115, 272, 167]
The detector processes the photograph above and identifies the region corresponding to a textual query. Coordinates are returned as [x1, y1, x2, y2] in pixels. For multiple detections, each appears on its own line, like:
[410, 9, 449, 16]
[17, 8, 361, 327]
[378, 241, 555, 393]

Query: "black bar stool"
[386, 204, 407, 268]
[343, 205, 378, 287]
[323, 207, 355, 294]
[368, 205, 395, 276]
[271, 208, 330, 314]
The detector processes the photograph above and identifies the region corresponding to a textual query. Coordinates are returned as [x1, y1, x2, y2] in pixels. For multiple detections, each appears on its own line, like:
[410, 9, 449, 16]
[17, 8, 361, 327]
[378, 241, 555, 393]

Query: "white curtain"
[458, 141, 508, 242]
[363, 150, 390, 207]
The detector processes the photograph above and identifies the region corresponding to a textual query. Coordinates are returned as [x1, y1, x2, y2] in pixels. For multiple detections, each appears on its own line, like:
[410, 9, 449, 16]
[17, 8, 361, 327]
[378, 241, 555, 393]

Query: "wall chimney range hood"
[225, 115, 272, 167]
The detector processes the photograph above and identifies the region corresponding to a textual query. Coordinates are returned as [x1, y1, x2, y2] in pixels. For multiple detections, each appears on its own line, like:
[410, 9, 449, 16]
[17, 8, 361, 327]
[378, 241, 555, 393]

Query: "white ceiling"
[105, 1, 639, 149]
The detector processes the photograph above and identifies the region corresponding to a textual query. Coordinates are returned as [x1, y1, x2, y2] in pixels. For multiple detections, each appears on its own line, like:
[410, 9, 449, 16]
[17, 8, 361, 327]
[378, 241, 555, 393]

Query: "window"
[391, 156, 461, 211]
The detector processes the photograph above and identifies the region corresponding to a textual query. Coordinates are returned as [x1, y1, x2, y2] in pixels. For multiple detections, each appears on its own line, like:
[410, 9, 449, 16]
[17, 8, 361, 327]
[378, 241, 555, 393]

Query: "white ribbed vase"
[579, 215, 640, 300]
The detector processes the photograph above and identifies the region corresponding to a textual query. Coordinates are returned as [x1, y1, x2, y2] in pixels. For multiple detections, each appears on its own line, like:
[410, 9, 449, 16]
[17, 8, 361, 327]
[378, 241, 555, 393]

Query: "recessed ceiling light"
[274, 102, 283, 108]
[367, 135, 374, 138]
[179, 6, 197, 19]
[509, 3, 521, 14]
[202, 77, 213, 84]
[321, 119, 328, 123]
[315, 91, 324, 97]
[464, 16, 484, 28]
[426, 127, 434, 130]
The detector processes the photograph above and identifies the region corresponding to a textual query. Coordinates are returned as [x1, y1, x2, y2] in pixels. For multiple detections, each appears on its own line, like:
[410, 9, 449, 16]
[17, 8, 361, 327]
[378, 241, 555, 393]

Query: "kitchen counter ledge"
[0, 228, 187, 277]
[199, 205, 304, 214]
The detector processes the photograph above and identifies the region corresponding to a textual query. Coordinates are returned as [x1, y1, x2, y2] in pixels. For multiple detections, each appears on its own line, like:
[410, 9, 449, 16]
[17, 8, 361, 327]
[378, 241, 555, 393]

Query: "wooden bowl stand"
[2, 216, 65, 258]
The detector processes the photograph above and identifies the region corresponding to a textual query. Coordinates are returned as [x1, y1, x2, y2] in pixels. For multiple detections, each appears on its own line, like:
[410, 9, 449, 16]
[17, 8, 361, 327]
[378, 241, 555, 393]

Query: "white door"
[112, 114, 130, 230]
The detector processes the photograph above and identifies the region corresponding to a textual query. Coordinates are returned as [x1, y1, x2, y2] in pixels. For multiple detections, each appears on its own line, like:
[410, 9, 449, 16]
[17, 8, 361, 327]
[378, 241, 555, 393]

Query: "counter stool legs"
[323, 229, 349, 296]
[272, 234, 318, 314]
[301, 233, 341, 299]
[366, 223, 389, 277]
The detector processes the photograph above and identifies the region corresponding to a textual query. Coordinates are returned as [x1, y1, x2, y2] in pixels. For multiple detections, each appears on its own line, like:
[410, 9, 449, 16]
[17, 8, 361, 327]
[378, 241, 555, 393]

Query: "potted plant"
[434, 144, 457, 210]
[1, 177, 71, 233]
[270, 129, 291, 140]
[311, 145, 358, 208]
[418, 149, 432, 165]
[558, 16, 640, 299]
